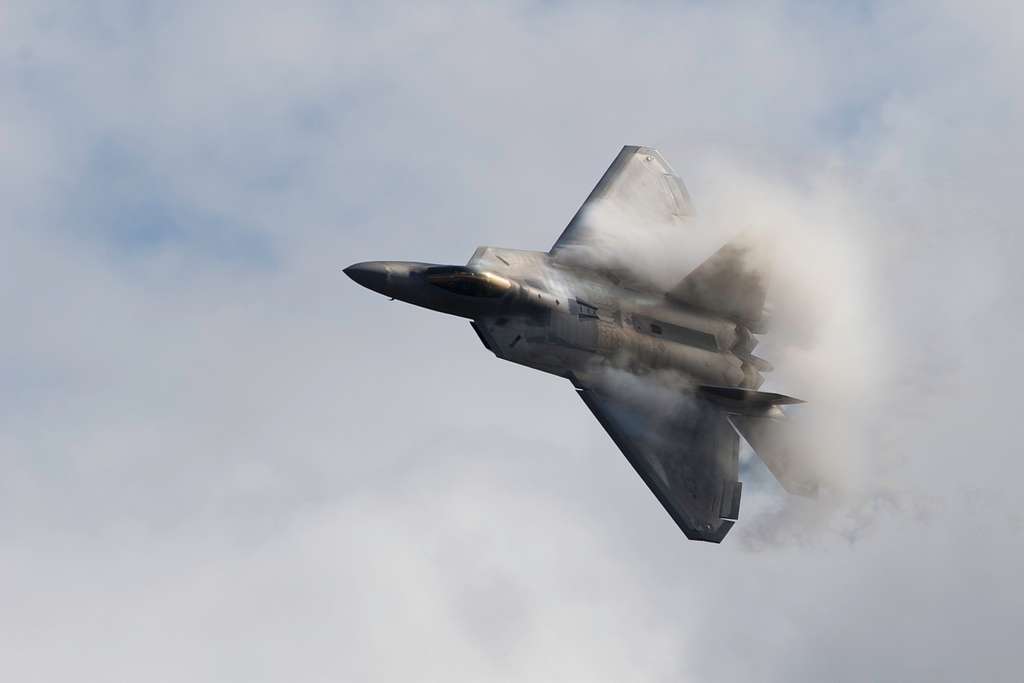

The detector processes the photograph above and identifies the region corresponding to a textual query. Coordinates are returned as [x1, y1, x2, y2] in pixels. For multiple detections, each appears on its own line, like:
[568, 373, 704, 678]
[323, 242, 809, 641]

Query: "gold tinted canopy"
[425, 267, 512, 298]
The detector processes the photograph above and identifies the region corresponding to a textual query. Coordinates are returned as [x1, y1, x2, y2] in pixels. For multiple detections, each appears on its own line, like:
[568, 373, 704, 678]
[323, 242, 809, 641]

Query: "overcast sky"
[3, 2, 1022, 681]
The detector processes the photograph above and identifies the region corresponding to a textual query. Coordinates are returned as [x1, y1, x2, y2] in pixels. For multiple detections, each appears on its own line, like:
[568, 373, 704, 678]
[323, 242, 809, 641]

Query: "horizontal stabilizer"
[698, 385, 804, 409]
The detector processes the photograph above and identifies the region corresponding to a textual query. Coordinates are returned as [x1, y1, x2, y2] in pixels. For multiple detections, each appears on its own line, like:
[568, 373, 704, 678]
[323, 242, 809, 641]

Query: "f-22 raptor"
[346, 146, 813, 543]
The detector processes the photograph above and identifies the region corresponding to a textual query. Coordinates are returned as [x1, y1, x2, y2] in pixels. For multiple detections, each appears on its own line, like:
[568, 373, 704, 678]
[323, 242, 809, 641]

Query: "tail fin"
[696, 385, 817, 496]
[727, 413, 819, 497]
[668, 234, 771, 331]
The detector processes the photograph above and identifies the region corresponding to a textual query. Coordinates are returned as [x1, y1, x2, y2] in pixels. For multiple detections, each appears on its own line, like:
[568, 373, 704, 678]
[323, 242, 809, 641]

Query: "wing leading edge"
[549, 146, 694, 281]
[576, 383, 741, 543]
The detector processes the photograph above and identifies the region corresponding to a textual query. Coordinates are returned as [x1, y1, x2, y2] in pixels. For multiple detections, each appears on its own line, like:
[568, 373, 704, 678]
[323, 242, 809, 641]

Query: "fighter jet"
[346, 145, 813, 543]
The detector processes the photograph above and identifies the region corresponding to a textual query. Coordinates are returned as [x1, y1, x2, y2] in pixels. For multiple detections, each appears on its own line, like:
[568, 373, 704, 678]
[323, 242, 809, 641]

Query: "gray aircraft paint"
[346, 146, 809, 543]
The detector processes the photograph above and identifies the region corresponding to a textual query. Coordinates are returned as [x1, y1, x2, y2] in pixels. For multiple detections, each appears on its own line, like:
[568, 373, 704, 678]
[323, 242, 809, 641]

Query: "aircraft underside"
[346, 145, 813, 543]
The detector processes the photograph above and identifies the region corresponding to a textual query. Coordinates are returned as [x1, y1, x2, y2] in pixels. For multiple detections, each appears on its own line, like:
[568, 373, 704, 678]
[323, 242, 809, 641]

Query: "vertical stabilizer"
[668, 234, 771, 330]
[727, 414, 818, 496]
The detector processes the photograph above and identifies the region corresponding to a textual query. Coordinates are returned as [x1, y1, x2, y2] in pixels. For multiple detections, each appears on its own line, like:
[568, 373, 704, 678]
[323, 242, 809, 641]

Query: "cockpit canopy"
[425, 266, 513, 298]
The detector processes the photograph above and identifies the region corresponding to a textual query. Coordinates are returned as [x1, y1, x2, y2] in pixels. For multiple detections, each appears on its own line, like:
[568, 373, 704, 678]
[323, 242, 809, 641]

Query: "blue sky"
[2, 2, 1022, 681]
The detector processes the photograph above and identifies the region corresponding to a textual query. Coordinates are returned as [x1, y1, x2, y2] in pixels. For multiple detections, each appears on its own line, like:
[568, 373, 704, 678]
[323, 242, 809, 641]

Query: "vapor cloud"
[2, 2, 1022, 681]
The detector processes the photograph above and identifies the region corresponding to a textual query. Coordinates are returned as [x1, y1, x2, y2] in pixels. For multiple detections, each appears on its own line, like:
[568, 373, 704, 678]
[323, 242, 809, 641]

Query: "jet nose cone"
[344, 261, 390, 293]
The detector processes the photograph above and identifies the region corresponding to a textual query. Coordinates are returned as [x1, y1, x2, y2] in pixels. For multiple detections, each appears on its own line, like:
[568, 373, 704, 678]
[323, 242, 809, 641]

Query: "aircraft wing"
[575, 379, 742, 543]
[549, 146, 694, 281]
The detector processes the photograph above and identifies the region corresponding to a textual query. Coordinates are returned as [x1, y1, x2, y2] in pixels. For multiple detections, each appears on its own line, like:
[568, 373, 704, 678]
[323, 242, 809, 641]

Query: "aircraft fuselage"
[345, 248, 763, 391]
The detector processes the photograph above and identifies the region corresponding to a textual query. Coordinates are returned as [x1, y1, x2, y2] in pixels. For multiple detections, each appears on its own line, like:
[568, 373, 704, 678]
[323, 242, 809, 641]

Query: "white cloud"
[1, 1, 1022, 681]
